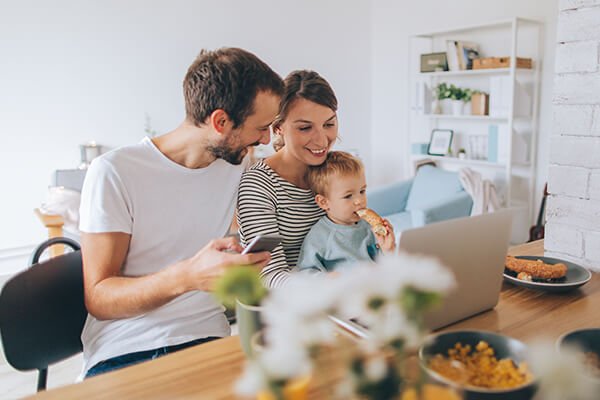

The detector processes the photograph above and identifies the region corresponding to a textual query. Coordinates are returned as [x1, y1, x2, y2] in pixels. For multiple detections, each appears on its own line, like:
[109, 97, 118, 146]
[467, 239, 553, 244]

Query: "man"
[79, 48, 283, 377]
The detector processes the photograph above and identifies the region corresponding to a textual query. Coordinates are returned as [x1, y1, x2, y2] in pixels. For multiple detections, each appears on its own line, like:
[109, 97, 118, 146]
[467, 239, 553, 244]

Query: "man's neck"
[152, 122, 216, 169]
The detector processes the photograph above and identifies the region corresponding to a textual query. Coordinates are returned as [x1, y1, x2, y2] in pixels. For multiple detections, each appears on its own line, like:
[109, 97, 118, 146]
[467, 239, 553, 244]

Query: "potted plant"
[447, 85, 467, 116]
[213, 266, 267, 357]
[431, 83, 449, 114]
[434, 84, 474, 116]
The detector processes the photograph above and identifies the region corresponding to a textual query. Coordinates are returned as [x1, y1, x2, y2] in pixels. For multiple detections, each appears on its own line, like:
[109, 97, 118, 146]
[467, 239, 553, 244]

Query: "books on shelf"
[487, 125, 528, 164]
[489, 76, 531, 118]
[412, 81, 432, 114]
[446, 40, 480, 71]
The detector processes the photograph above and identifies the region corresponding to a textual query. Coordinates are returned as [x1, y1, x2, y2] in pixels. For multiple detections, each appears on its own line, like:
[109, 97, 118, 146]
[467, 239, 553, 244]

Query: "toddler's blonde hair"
[306, 151, 364, 196]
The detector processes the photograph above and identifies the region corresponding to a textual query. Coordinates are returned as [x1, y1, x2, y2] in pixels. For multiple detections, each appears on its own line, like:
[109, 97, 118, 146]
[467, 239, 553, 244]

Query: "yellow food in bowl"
[427, 341, 533, 389]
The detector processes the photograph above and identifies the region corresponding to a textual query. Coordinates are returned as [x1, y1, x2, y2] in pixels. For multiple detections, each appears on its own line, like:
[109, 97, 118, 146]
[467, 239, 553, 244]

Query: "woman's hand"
[375, 220, 396, 253]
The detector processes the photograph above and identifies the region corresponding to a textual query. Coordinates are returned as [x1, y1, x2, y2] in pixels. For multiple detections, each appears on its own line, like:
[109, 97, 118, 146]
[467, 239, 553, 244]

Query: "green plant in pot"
[213, 266, 267, 357]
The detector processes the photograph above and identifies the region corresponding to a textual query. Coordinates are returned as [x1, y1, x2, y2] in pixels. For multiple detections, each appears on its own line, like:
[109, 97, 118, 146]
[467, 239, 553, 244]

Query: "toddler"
[296, 151, 395, 273]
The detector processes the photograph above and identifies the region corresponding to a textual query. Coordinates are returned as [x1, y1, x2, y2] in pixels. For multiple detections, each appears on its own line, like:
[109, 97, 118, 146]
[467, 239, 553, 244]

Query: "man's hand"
[185, 236, 271, 291]
[375, 220, 396, 253]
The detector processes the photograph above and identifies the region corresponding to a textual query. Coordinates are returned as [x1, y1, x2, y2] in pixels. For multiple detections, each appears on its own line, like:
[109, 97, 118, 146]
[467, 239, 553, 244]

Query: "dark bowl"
[557, 328, 600, 382]
[419, 330, 537, 400]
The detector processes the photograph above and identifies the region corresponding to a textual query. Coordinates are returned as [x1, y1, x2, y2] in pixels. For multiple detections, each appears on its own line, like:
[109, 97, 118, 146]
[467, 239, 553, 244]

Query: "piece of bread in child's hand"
[356, 208, 387, 236]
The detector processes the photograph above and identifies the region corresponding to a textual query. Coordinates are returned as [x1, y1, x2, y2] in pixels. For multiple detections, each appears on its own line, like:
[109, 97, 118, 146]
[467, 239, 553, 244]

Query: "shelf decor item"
[420, 52, 449, 73]
[427, 129, 454, 156]
[471, 91, 489, 116]
[472, 57, 532, 70]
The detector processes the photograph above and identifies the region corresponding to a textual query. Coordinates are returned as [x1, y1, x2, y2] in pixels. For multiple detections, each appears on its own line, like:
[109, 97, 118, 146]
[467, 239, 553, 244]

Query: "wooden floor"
[0, 349, 82, 400]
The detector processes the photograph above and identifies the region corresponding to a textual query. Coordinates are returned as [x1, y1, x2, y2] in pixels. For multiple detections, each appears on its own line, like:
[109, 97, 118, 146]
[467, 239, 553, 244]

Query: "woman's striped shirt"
[237, 160, 325, 288]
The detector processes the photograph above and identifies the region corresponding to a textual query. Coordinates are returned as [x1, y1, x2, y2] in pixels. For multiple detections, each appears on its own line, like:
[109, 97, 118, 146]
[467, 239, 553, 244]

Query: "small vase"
[236, 299, 263, 357]
[431, 99, 442, 115]
[450, 100, 463, 116]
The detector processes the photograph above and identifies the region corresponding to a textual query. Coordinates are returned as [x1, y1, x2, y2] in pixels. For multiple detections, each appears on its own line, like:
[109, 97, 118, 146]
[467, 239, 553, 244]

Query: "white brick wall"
[545, 222, 584, 256]
[547, 2, 599, 270]
[552, 105, 597, 135]
[555, 41, 599, 73]
[557, 6, 600, 42]
[549, 136, 600, 167]
[584, 231, 600, 262]
[593, 107, 600, 135]
[548, 165, 590, 198]
[560, 0, 600, 11]
[546, 196, 600, 231]
[553, 72, 600, 104]
[590, 171, 600, 200]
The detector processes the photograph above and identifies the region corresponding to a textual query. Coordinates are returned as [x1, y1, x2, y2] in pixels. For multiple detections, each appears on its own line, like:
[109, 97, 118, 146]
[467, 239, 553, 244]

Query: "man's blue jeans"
[85, 336, 219, 378]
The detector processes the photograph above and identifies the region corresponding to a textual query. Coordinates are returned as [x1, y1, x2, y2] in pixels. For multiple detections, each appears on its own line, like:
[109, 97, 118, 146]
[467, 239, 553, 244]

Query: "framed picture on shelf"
[420, 52, 449, 72]
[427, 129, 454, 156]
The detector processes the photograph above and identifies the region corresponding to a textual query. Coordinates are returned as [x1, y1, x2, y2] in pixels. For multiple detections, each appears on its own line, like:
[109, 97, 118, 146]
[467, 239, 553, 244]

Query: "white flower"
[334, 253, 454, 323]
[376, 252, 456, 296]
[264, 273, 341, 321]
[364, 352, 388, 382]
[235, 361, 266, 396]
[530, 340, 598, 400]
[370, 306, 423, 350]
[259, 344, 312, 381]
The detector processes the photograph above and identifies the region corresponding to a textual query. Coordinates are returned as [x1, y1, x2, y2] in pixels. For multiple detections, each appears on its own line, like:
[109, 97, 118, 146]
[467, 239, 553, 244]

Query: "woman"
[237, 70, 338, 288]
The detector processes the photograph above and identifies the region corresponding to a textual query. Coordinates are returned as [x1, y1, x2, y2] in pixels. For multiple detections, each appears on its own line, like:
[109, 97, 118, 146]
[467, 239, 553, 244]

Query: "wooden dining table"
[26, 240, 600, 400]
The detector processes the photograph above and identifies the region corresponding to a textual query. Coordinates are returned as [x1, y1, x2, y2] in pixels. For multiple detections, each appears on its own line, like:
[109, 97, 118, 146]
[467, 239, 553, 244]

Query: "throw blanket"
[459, 168, 500, 215]
[40, 186, 82, 234]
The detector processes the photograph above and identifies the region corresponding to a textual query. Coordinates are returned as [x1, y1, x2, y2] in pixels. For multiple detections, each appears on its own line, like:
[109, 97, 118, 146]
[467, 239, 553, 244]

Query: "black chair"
[0, 237, 87, 391]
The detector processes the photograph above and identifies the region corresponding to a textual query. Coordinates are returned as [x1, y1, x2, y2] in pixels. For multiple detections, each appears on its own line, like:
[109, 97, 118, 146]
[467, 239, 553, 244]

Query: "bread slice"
[356, 208, 387, 236]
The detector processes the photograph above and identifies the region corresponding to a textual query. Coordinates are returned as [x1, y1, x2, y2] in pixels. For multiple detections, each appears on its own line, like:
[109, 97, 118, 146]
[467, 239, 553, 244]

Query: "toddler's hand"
[376, 220, 396, 253]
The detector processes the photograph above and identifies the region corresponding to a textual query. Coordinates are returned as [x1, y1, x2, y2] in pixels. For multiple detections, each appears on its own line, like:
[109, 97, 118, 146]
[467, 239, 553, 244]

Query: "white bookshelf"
[407, 17, 543, 236]
[423, 114, 508, 122]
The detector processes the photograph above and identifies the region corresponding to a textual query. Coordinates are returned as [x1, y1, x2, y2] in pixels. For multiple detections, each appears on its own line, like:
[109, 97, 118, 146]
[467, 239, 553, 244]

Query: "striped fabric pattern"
[237, 160, 324, 288]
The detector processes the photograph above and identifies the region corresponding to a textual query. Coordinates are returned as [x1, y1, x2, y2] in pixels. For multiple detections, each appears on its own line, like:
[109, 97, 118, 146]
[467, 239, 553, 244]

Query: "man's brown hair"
[306, 151, 364, 196]
[183, 48, 284, 128]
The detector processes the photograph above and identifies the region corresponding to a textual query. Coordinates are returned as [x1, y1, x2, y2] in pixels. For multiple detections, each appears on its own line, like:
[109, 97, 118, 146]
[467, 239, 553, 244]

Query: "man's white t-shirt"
[79, 137, 246, 374]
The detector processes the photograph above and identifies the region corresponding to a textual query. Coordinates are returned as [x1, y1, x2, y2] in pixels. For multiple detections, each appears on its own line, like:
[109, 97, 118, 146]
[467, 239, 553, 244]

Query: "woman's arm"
[237, 169, 292, 288]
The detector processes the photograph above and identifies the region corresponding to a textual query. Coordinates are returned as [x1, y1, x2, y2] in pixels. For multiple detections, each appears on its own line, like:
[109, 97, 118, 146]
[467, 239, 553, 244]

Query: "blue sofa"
[367, 165, 473, 233]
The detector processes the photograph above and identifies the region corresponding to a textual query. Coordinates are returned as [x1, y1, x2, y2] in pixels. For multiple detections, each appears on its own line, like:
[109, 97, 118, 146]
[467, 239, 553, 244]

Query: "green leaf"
[212, 266, 267, 308]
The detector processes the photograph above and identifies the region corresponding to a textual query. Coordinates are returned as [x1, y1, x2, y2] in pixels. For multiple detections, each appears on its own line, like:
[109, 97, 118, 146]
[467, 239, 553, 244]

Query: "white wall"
[1, 0, 561, 268]
[0, 0, 372, 263]
[545, 0, 600, 271]
[370, 0, 559, 219]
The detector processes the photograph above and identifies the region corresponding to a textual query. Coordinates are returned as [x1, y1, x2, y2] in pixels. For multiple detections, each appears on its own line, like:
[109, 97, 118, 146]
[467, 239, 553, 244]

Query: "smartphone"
[241, 235, 282, 255]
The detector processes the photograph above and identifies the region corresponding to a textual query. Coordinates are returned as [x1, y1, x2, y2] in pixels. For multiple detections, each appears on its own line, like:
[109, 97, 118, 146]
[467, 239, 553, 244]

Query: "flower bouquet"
[232, 253, 458, 400]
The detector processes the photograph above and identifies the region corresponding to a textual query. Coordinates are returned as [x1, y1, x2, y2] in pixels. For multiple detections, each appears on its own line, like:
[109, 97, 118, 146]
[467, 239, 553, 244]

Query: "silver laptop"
[398, 209, 513, 330]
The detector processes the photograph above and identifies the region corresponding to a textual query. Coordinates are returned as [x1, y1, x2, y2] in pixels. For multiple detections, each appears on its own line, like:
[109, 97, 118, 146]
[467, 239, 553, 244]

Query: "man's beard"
[208, 141, 259, 165]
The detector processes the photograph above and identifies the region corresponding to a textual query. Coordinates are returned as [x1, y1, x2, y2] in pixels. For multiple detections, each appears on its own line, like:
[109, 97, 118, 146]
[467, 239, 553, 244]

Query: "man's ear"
[209, 109, 231, 135]
[315, 194, 329, 211]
